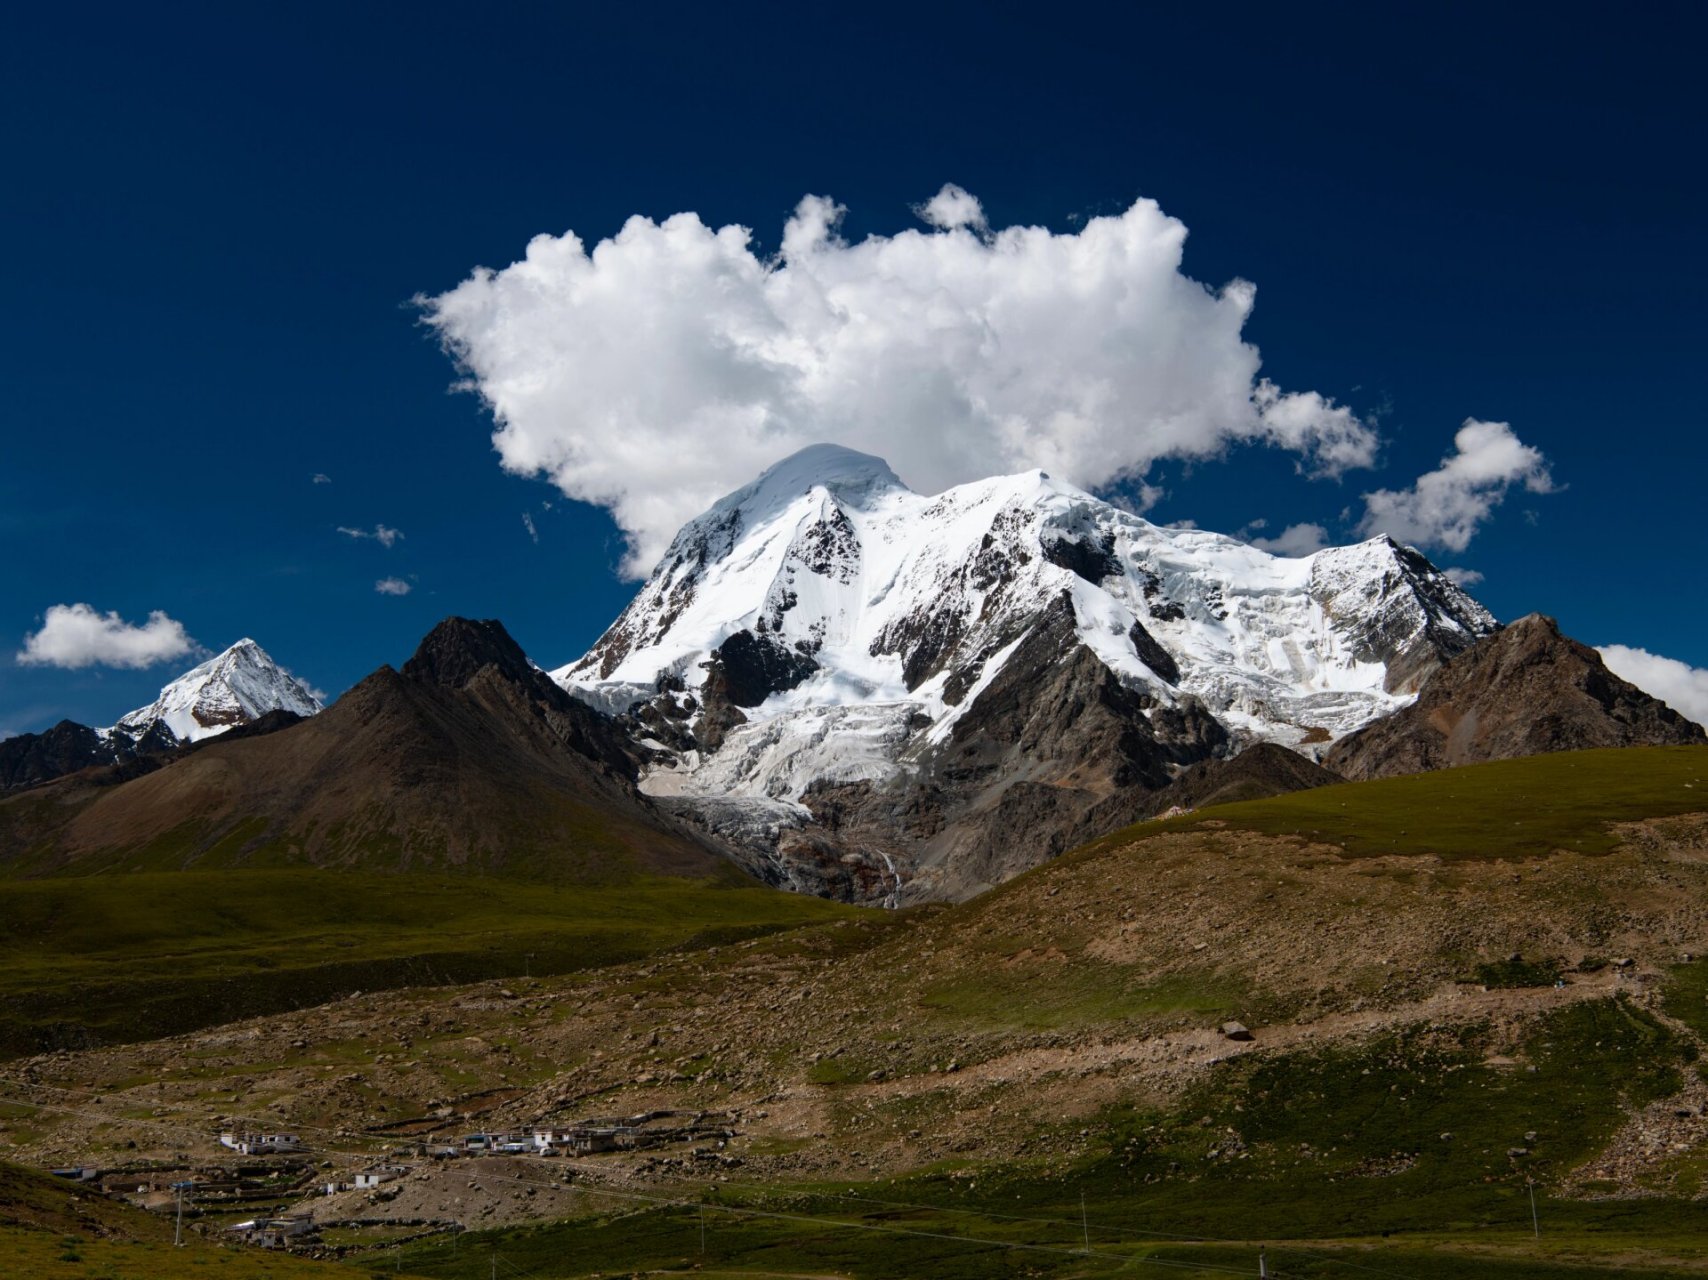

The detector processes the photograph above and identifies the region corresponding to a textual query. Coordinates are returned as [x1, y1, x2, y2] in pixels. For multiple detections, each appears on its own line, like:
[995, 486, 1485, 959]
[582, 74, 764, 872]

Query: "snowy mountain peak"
[736, 443, 907, 508]
[113, 639, 324, 743]
[551, 450, 1499, 902]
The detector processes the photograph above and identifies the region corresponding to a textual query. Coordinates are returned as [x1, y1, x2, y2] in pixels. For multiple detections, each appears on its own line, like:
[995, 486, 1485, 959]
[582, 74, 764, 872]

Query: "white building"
[354, 1164, 409, 1189]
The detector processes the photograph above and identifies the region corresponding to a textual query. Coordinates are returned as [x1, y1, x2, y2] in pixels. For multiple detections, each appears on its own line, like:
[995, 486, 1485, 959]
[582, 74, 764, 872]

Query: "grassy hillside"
[0, 1159, 429, 1279]
[6, 746, 1708, 1276]
[1086, 743, 1708, 861]
[0, 871, 855, 1056]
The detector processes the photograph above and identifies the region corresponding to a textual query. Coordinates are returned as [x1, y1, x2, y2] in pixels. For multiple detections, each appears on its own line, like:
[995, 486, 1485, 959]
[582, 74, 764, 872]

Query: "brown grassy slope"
[0, 618, 735, 883]
[10, 753, 1708, 1200]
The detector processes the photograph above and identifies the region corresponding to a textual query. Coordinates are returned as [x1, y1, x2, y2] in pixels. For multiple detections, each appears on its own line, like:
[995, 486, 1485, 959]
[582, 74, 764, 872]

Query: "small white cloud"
[1357, 419, 1554, 553]
[338, 524, 405, 548]
[374, 577, 412, 596]
[916, 182, 987, 231]
[1443, 566, 1485, 587]
[17, 603, 198, 670]
[1597, 644, 1708, 728]
[1250, 521, 1330, 557]
[522, 511, 539, 544]
[1243, 517, 1269, 532]
[420, 187, 1382, 576]
[312, 473, 332, 484]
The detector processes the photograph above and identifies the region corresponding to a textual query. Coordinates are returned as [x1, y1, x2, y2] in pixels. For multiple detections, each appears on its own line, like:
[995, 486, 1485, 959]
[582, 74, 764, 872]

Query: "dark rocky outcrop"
[0, 718, 180, 793]
[1326, 614, 1706, 780]
[1042, 530, 1121, 584]
[683, 630, 821, 754]
[402, 615, 541, 690]
[1127, 618, 1181, 685]
[0, 721, 113, 792]
[765, 595, 1231, 902]
[712, 630, 818, 708]
[1068, 743, 1343, 846]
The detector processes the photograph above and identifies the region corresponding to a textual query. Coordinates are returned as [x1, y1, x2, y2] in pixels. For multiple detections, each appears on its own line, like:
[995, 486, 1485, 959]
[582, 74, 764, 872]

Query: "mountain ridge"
[1327, 612, 1707, 778]
[552, 444, 1502, 901]
[0, 618, 735, 883]
[0, 638, 322, 793]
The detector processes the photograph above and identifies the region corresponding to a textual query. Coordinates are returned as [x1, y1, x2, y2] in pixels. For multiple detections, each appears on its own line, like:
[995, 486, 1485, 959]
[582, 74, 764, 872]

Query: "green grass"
[0, 1159, 414, 1279]
[1662, 955, 1708, 1041]
[0, 870, 855, 1055]
[1071, 744, 1708, 862]
[1470, 954, 1565, 988]
[918, 965, 1257, 1034]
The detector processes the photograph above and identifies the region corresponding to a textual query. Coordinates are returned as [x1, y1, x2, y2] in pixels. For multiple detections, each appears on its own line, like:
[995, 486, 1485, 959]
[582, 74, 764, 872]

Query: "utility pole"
[171, 1180, 192, 1247]
[1529, 1177, 1541, 1239]
[1080, 1191, 1090, 1255]
[700, 1201, 707, 1256]
[1259, 1245, 1268, 1277]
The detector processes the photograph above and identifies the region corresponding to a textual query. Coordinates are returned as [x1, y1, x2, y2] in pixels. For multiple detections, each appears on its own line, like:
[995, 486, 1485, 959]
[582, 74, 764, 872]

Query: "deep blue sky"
[2, 1, 1703, 734]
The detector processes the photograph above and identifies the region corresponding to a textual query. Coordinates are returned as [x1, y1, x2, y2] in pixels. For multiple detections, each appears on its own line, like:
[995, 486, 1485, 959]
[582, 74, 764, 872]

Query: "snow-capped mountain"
[555, 444, 1496, 902]
[112, 639, 323, 744]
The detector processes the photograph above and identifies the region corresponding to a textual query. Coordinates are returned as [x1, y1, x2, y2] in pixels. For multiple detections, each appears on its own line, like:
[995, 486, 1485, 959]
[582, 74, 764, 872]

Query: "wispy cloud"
[1358, 420, 1554, 552]
[1443, 567, 1485, 587]
[17, 603, 198, 670]
[374, 577, 412, 596]
[1249, 521, 1330, 557]
[522, 512, 539, 544]
[312, 472, 332, 485]
[338, 524, 404, 548]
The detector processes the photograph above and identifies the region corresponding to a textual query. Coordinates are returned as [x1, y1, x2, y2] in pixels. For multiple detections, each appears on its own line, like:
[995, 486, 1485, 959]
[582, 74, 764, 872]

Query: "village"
[49, 1108, 742, 1253]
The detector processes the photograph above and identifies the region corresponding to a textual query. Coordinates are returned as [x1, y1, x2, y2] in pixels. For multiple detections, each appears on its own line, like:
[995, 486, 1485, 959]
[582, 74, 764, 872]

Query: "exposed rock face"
[2, 721, 152, 792]
[1309, 539, 1492, 694]
[648, 595, 1231, 904]
[554, 445, 1498, 903]
[1069, 743, 1344, 845]
[402, 615, 541, 690]
[1326, 614, 1707, 780]
[0, 719, 180, 793]
[0, 618, 736, 883]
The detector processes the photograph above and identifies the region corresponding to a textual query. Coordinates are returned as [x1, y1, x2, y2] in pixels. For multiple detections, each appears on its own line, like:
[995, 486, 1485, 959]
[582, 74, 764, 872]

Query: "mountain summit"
[554, 445, 1498, 901]
[113, 638, 322, 743]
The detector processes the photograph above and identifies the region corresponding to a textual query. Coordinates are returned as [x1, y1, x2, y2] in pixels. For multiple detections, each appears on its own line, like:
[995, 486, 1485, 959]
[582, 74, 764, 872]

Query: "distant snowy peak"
[557, 444, 1496, 754]
[113, 639, 323, 743]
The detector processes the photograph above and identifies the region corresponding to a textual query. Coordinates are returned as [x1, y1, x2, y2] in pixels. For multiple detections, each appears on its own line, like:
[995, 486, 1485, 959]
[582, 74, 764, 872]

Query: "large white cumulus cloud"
[17, 604, 197, 670]
[421, 187, 1379, 575]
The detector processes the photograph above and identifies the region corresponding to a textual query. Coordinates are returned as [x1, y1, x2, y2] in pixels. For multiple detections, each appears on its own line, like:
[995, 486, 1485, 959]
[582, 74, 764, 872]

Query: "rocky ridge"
[1326, 614, 1707, 779]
